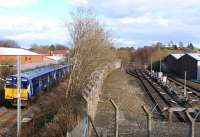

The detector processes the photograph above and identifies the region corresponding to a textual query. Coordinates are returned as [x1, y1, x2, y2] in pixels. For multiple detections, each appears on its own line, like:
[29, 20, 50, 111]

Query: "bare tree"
[0, 40, 19, 48]
[0, 60, 16, 79]
[52, 9, 117, 136]
[67, 9, 116, 98]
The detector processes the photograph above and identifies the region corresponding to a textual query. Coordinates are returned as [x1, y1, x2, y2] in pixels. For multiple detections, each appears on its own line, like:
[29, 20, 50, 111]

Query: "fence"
[94, 120, 200, 137]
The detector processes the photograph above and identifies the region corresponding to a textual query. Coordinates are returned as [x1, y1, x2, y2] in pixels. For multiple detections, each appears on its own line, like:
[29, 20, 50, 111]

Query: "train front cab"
[4, 76, 29, 106]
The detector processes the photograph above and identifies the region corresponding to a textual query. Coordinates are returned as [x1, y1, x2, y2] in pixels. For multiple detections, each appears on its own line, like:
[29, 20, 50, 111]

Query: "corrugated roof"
[0, 47, 41, 56]
[170, 54, 184, 59]
[187, 53, 200, 61]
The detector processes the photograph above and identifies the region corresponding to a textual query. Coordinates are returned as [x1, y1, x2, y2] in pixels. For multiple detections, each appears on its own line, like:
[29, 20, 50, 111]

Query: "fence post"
[110, 99, 118, 137]
[142, 106, 152, 137]
[186, 111, 195, 137]
[88, 114, 100, 137]
[186, 110, 200, 137]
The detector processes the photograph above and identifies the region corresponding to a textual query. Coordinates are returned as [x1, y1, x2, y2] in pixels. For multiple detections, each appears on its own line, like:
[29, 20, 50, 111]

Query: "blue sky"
[1, 0, 200, 48]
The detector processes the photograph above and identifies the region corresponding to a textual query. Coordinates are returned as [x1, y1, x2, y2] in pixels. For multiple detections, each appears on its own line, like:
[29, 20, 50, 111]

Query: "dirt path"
[93, 69, 150, 136]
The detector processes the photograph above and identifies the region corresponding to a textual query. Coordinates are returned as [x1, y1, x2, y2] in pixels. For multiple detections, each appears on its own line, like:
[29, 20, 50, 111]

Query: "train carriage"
[4, 65, 71, 106]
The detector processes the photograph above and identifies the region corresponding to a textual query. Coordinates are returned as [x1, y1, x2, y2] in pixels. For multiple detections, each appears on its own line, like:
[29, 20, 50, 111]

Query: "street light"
[0, 57, 21, 137]
[17, 56, 21, 137]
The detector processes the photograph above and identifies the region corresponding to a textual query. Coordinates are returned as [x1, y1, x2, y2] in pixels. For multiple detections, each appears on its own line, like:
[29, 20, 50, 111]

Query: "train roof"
[11, 65, 70, 80]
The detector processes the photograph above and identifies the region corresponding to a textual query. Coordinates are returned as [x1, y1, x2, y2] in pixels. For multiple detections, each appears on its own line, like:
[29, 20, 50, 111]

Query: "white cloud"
[68, 0, 88, 7]
[118, 16, 169, 26]
[70, 0, 200, 13]
[0, 16, 68, 46]
[0, 0, 38, 8]
[114, 38, 135, 47]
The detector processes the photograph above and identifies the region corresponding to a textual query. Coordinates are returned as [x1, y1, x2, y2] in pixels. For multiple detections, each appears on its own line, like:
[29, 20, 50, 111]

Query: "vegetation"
[21, 9, 117, 137]
[0, 40, 19, 48]
[29, 44, 69, 51]
[132, 43, 169, 67]
[57, 9, 117, 134]
[117, 47, 134, 70]
[0, 60, 16, 80]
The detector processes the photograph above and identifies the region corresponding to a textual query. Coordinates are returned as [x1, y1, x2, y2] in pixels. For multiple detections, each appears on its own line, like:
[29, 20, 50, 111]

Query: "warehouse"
[165, 53, 184, 74]
[0, 47, 59, 70]
[178, 53, 200, 80]
[0, 47, 46, 64]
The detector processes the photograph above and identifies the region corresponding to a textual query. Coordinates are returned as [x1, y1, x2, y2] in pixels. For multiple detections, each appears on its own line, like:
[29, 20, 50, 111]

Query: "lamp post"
[17, 56, 21, 137]
[159, 44, 161, 72]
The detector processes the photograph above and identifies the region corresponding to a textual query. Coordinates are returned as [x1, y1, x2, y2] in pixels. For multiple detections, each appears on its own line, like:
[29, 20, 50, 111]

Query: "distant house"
[0, 47, 46, 64]
[165, 54, 184, 74]
[34, 49, 69, 57]
[34, 49, 69, 63]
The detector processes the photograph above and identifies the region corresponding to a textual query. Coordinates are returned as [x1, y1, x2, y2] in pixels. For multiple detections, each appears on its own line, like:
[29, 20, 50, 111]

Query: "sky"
[1, 0, 200, 48]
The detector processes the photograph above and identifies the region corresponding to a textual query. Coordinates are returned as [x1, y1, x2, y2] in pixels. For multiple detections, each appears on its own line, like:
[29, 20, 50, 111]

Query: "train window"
[6, 82, 16, 88]
[21, 81, 28, 89]
[25, 57, 28, 61]
[29, 57, 31, 61]
[6, 83, 12, 88]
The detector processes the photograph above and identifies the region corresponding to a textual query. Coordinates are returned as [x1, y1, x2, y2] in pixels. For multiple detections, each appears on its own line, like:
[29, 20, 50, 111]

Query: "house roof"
[170, 53, 184, 59]
[53, 50, 69, 54]
[186, 53, 200, 61]
[33, 49, 51, 55]
[0, 47, 41, 56]
[46, 56, 64, 61]
[34, 49, 69, 55]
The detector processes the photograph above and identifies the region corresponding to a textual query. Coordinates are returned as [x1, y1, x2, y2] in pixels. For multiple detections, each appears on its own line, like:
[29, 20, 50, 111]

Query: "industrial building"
[0, 47, 63, 70]
[0, 47, 45, 64]
[178, 53, 200, 80]
[165, 53, 184, 74]
[165, 53, 200, 80]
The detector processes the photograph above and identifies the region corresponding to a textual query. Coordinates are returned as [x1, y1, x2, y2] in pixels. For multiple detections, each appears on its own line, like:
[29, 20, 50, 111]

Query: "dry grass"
[94, 69, 148, 128]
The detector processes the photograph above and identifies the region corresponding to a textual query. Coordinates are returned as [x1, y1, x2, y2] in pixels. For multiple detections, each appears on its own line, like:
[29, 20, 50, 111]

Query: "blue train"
[4, 65, 71, 106]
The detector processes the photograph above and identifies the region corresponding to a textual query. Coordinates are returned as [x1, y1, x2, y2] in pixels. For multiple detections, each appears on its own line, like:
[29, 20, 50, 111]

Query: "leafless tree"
[0, 40, 19, 48]
[52, 9, 117, 136]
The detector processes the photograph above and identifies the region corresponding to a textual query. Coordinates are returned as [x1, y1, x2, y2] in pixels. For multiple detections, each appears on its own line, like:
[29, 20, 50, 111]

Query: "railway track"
[168, 77, 200, 99]
[128, 69, 188, 122]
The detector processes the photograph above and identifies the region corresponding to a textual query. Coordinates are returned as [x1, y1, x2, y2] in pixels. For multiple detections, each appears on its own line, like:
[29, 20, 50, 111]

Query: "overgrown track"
[168, 77, 200, 99]
[128, 69, 188, 122]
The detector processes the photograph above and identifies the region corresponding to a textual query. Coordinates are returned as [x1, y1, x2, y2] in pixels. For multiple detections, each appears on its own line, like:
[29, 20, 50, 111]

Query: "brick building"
[0, 47, 46, 64]
[33, 49, 69, 57]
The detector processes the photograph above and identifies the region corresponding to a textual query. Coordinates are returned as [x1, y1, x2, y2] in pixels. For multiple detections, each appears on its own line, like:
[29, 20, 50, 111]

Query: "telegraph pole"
[17, 56, 21, 137]
[184, 71, 187, 98]
[150, 56, 152, 72]
[159, 44, 161, 72]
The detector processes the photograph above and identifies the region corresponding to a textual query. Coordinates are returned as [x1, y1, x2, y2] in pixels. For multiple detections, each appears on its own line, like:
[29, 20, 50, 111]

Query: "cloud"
[114, 38, 135, 47]
[68, 0, 200, 47]
[69, 0, 88, 7]
[0, 16, 68, 46]
[0, 0, 38, 8]
[70, 0, 200, 17]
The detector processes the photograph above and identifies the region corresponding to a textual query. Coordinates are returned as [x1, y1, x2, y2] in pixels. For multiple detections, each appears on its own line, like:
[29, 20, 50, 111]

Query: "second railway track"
[128, 69, 189, 122]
